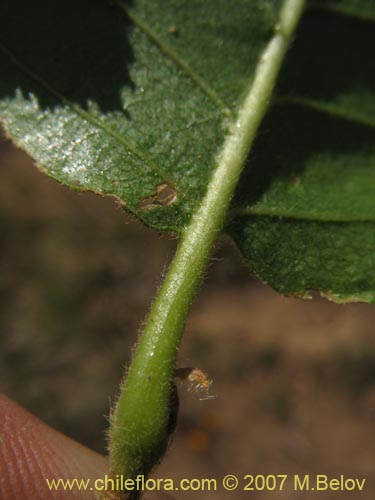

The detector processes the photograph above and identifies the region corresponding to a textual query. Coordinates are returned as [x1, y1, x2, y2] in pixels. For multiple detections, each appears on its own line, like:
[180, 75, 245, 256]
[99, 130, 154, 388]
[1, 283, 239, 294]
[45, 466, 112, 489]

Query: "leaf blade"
[0, 0, 374, 302]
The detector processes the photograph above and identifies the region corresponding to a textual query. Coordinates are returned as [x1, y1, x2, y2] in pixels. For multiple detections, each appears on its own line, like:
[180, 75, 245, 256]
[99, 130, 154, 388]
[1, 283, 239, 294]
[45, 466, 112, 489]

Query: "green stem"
[109, 0, 306, 482]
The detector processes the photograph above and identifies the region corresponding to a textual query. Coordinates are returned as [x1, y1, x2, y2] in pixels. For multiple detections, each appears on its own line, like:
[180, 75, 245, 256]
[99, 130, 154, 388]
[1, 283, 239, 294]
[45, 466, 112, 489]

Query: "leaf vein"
[309, 1, 375, 23]
[275, 95, 375, 128]
[233, 206, 375, 222]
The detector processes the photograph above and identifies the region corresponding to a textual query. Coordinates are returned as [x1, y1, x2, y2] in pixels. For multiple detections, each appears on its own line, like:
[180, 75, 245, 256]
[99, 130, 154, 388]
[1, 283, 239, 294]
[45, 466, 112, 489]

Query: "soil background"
[1, 137, 374, 499]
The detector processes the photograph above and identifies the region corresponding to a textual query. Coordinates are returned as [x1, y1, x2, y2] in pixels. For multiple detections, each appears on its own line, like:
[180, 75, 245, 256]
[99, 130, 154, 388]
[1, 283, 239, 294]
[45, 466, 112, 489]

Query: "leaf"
[0, 0, 374, 302]
[231, 3, 375, 302]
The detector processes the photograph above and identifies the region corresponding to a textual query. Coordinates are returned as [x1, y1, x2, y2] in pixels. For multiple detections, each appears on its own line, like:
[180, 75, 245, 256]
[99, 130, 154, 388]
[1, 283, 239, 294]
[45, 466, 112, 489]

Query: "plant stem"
[109, 0, 306, 482]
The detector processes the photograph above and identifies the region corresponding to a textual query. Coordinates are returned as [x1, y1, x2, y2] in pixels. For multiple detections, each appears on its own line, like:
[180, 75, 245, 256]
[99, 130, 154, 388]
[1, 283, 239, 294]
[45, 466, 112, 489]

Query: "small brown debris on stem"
[174, 367, 214, 400]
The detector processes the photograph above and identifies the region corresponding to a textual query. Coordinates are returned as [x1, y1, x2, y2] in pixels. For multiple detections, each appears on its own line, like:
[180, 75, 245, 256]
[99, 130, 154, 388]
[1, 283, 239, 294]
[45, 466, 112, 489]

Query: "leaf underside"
[0, 0, 374, 302]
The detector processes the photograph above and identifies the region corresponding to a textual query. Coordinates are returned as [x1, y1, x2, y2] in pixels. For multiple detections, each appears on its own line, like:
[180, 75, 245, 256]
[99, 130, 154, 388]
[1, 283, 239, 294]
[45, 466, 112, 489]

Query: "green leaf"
[231, 3, 375, 302]
[0, 0, 374, 302]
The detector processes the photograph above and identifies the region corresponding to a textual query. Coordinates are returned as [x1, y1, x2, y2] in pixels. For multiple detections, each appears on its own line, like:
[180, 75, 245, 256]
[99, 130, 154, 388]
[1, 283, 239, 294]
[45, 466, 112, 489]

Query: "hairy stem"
[109, 0, 306, 483]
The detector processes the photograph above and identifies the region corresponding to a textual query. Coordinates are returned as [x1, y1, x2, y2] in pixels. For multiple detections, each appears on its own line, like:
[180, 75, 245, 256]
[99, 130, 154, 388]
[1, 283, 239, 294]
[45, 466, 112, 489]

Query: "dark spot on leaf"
[167, 25, 178, 36]
[138, 195, 156, 211]
[139, 183, 178, 211]
[290, 175, 300, 187]
[156, 183, 178, 205]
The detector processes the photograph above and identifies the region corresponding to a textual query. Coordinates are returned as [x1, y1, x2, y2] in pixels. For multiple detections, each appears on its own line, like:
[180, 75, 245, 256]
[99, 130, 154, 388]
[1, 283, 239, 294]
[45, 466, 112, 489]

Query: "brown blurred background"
[0, 135, 374, 499]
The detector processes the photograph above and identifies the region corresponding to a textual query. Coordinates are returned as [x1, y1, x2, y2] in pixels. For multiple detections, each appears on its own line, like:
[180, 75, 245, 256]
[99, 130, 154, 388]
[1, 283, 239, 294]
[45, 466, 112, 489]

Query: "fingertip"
[0, 395, 108, 499]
